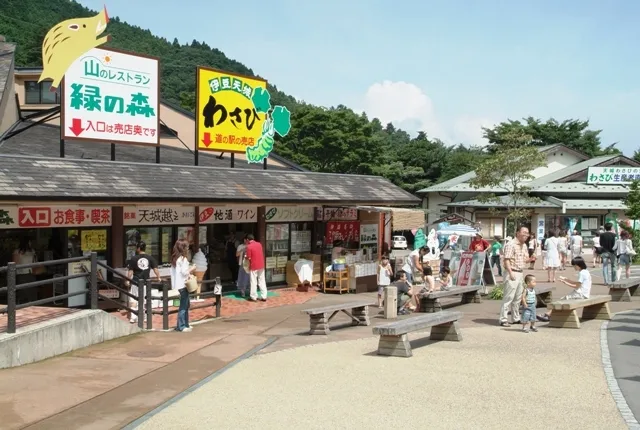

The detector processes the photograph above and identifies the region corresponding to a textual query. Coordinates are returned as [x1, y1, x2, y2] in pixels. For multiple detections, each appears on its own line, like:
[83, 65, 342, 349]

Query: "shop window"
[125, 227, 164, 266]
[24, 80, 61, 105]
[205, 223, 256, 282]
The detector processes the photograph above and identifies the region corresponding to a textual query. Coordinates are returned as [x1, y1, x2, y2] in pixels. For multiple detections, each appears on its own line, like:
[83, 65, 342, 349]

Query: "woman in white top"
[615, 230, 635, 280]
[13, 237, 37, 303]
[171, 239, 196, 332]
[557, 231, 569, 269]
[544, 230, 561, 282]
[592, 232, 601, 268]
[570, 230, 583, 258]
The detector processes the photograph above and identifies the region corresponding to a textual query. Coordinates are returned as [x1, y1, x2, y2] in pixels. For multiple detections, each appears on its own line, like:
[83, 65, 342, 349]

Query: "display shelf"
[323, 270, 349, 294]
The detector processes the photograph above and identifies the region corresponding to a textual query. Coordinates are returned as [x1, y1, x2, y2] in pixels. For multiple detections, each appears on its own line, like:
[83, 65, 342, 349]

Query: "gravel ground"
[137, 324, 625, 430]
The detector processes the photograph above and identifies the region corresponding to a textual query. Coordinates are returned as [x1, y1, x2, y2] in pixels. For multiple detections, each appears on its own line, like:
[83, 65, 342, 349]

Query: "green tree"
[483, 117, 616, 157]
[469, 130, 548, 236]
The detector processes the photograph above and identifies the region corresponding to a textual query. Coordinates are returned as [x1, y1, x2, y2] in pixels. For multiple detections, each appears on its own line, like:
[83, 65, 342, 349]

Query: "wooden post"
[111, 206, 124, 268]
[137, 279, 145, 329]
[162, 283, 169, 330]
[6, 262, 17, 334]
[146, 282, 153, 330]
[89, 252, 98, 309]
[384, 286, 397, 319]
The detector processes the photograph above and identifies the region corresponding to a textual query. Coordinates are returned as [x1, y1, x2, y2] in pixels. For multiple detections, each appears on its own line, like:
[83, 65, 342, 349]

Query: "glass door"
[266, 223, 289, 283]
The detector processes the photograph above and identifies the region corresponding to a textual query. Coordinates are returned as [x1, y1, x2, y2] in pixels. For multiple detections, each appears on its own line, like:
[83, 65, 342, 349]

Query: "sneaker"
[537, 314, 550, 322]
[129, 318, 137, 324]
[182, 327, 193, 332]
[530, 327, 538, 332]
[522, 328, 530, 333]
[512, 320, 521, 325]
[500, 321, 511, 327]
[398, 309, 410, 315]
[259, 298, 267, 302]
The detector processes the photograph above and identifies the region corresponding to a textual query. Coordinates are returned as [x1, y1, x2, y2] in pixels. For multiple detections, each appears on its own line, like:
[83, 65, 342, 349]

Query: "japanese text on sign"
[265, 206, 314, 223]
[81, 230, 108, 251]
[123, 206, 195, 226]
[317, 207, 358, 221]
[197, 68, 267, 153]
[62, 48, 159, 145]
[0, 206, 112, 229]
[587, 166, 640, 185]
[199, 206, 258, 224]
[455, 252, 474, 287]
[360, 224, 378, 245]
[325, 221, 361, 244]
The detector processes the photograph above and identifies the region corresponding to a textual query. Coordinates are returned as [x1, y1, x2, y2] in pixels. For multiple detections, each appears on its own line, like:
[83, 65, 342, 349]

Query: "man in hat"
[469, 233, 491, 252]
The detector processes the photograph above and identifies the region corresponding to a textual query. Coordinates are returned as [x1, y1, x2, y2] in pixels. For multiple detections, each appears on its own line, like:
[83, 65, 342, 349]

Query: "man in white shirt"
[401, 247, 427, 285]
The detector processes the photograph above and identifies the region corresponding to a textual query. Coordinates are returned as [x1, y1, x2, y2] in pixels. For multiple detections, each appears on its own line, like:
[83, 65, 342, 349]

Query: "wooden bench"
[547, 295, 612, 329]
[372, 311, 463, 357]
[609, 278, 640, 302]
[536, 285, 555, 307]
[418, 285, 481, 313]
[301, 300, 376, 335]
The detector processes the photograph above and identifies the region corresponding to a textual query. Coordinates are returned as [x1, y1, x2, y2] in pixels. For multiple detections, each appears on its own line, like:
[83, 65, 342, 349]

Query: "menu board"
[81, 229, 107, 251]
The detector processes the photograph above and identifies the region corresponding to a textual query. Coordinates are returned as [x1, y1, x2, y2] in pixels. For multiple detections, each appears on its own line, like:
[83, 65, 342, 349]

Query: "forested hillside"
[0, 0, 614, 192]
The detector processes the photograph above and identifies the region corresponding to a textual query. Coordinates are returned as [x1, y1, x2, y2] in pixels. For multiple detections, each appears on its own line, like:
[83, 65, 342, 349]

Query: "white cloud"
[452, 116, 496, 147]
[361, 80, 495, 147]
[362, 80, 448, 140]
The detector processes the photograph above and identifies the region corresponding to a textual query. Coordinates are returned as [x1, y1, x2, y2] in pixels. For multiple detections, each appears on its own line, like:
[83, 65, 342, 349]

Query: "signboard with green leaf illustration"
[196, 67, 291, 163]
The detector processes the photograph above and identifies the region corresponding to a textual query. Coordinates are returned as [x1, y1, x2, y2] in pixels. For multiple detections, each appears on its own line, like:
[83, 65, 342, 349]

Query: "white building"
[418, 144, 639, 248]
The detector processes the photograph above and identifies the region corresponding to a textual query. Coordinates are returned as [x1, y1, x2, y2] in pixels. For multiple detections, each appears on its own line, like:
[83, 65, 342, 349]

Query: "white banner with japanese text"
[265, 206, 314, 223]
[199, 206, 258, 224]
[123, 206, 195, 226]
[316, 207, 358, 221]
[0, 205, 112, 229]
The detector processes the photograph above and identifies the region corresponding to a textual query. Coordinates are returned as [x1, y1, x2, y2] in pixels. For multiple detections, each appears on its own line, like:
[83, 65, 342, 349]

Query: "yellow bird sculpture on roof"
[39, 7, 110, 90]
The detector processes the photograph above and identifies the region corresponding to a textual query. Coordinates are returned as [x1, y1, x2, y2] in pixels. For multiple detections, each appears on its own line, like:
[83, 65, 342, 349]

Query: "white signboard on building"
[317, 207, 358, 221]
[587, 166, 640, 185]
[265, 206, 314, 223]
[123, 206, 194, 226]
[199, 206, 258, 224]
[360, 224, 378, 244]
[0, 205, 112, 229]
[62, 47, 160, 145]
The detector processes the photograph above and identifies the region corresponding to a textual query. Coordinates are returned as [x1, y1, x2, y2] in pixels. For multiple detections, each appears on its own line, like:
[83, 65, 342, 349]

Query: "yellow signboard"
[81, 229, 108, 251]
[196, 67, 268, 153]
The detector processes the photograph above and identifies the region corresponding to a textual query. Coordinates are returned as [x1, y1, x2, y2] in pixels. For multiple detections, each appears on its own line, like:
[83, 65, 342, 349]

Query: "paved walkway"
[0, 269, 638, 429]
[607, 309, 640, 427]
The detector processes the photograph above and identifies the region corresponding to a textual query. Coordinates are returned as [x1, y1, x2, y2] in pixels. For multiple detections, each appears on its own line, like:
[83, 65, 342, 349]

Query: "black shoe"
[259, 298, 267, 302]
[512, 320, 521, 325]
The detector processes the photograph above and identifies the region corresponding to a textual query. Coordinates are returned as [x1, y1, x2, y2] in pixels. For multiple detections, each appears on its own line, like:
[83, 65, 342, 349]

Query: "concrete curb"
[122, 336, 278, 429]
[601, 311, 640, 429]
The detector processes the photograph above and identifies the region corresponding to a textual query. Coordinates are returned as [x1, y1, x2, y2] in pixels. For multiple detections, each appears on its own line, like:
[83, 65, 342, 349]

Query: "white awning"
[356, 206, 426, 231]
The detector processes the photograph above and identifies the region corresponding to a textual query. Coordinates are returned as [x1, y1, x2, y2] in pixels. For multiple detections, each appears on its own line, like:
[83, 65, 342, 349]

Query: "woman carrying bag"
[615, 230, 636, 281]
[171, 239, 197, 332]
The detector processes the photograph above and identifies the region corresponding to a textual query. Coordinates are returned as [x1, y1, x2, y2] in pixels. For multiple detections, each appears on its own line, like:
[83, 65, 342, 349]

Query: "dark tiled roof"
[0, 42, 16, 109]
[0, 122, 293, 171]
[0, 154, 421, 206]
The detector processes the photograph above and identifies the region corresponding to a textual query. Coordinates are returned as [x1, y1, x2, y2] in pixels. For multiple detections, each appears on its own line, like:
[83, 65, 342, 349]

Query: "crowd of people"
[125, 235, 269, 332]
[383, 222, 636, 332]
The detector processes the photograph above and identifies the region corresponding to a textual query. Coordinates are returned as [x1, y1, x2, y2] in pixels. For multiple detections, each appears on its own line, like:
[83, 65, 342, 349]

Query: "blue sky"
[80, 0, 640, 154]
